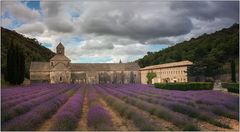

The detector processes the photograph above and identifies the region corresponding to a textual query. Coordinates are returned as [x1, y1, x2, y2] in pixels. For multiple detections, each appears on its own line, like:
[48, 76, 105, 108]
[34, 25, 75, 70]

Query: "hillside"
[1, 27, 55, 78]
[137, 24, 239, 78]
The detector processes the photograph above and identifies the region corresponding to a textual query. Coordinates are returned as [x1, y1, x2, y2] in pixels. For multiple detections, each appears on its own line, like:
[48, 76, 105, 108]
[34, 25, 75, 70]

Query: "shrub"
[222, 83, 239, 93]
[154, 82, 213, 91]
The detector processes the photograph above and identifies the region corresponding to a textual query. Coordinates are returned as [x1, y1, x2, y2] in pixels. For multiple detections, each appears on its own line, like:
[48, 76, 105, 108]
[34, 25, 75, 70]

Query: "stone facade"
[30, 43, 140, 84]
[140, 61, 193, 84]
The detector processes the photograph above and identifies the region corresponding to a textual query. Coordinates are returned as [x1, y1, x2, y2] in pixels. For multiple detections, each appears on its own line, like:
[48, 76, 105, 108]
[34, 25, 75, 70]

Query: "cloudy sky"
[1, 0, 239, 63]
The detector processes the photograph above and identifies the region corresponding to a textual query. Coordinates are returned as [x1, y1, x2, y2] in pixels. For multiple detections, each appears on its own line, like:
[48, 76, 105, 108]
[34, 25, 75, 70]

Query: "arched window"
[51, 62, 53, 67]
[60, 77, 62, 82]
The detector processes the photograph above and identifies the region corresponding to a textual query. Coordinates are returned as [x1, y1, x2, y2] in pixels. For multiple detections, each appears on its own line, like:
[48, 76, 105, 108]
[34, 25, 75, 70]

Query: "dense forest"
[1, 27, 55, 78]
[137, 24, 239, 79]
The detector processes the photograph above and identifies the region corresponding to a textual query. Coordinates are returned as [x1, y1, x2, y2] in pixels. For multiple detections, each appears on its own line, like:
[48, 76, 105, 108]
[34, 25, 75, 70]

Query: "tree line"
[137, 24, 239, 82]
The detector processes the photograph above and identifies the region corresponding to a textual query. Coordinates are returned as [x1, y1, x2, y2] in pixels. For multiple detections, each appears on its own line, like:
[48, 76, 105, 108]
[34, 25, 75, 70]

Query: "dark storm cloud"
[41, 1, 74, 33]
[78, 2, 193, 44]
[78, 1, 238, 44]
[170, 1, 239, 21]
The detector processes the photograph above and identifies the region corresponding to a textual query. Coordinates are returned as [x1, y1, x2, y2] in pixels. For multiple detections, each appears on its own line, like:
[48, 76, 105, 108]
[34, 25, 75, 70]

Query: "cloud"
[40, 1, 74, 33]
[170, 1, 239, 21]
[1, 18, 12, 27]
[15, 22, 45, 35]
[145, 38, 173, 45]
[1, 1, 238, 63]
[2, 1, 40, 22]
[45, 18, 74, 33]
[77, 2, 193, 43]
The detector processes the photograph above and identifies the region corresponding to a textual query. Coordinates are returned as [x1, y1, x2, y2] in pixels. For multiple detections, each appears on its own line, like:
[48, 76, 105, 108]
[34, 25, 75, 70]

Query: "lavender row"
[1, 86, 70, 123]
[100, 86, 201, 130]
[110, 85, 238, 120]
[1, 83, 51, 99]
[2, 87, 78, 131]
[109, 87, 231, 128]
[1, 83, 69, 102]
[2, 88, 57, 110]
[49, 85, 85, 130]
[109, 84, 238, 112]
[87, 86, 114, 130]
[95, 85, 168, 131]
[132, 84, 239, 114]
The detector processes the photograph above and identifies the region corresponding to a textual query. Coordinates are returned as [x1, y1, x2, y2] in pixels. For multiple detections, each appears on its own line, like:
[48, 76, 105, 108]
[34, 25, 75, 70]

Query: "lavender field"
[1, 84, 239, 131]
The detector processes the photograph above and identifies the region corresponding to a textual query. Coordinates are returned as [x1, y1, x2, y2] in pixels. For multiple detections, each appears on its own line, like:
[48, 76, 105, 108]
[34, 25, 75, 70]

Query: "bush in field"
[50, 88, 84, 130]
[87, 87, 114, 131]
[154, 82, 213, 91]
[87, 105, 113, 130]
[222, 83, 239, 93]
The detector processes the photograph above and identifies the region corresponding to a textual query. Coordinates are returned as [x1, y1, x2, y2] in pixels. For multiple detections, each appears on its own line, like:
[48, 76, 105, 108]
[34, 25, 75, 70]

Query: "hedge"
[154, 82, 214, 91]
[222, 83, 239, 93]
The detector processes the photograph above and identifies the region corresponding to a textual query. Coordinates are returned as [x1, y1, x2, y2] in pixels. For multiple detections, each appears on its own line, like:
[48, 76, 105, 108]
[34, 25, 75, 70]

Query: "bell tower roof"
[51, 42, 70, 61]
[56, 42, 65, 55]
[57, 42, 64, 48]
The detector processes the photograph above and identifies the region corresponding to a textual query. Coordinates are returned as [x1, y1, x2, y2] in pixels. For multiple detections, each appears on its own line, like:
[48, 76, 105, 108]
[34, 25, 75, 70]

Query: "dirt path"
[148, 113, 180, 130]
[217, 116, 239, 131]
[195, 119, 232, 131]
[38, 117, 54, 131]
[99, 98, 139, 131]
[75, 93, 89, 131]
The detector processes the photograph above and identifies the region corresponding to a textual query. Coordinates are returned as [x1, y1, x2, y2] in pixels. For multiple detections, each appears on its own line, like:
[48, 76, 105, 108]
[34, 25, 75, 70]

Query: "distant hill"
[1, 27, 55, 78]
[137, 24, 239, 78]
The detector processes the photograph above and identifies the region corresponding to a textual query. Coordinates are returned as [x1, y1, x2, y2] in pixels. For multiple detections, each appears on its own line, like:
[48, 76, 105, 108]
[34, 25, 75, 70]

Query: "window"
[60, 77, 62, 82]
[51, 62, 53, 66]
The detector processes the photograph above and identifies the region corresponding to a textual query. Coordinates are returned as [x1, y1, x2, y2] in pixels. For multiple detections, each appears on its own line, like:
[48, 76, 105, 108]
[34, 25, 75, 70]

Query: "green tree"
[146, 72, 156, 84]
[5, 41, 14, 82]
[230, 60, 236, 82]
[5, 40, 25, 85]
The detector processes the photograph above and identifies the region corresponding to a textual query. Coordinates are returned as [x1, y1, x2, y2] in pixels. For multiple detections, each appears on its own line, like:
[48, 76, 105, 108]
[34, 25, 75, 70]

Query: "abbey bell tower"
[56, 42, 64, 55]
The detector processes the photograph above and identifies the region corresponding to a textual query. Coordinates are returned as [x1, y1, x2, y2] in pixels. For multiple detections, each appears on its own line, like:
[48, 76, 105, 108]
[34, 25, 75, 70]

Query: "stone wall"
[50, 71, 71, 83]
[71, 70, 140, 84]
[141, 66, 189, 84]
[30, 71, 50, 83]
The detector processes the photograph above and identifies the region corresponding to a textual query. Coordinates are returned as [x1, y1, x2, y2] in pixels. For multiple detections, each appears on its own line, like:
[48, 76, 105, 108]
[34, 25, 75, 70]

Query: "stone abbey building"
[140, 60, 193, 84]
[30, 43, 193, 84]
[30, 43, 140, 84]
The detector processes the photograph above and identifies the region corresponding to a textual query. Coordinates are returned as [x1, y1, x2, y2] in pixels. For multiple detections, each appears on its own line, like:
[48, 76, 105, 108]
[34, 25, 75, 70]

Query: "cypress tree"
[230, 60, 236, 83]
[5, 40, 14, 82]
[19, 47, 25, 84]
[6, 40, 25, 85]
[12, 43, 18, 84]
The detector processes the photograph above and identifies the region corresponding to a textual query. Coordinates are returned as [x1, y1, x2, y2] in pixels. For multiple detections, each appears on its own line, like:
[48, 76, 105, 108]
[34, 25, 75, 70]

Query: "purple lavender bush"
[1, 87, 69, 123]
[87, 104, 113, 130]
[2, 87, 78, 131]
[49, 86, 84, 130]
[87, 87, 114, 130]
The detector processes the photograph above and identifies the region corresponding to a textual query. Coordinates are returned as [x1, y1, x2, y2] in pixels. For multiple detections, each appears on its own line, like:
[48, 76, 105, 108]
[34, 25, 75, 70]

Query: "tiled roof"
[70, 63, 140, 71]
[57, 42, 64, 48]
[30, 62, 49, 72]
[140, 60, 193, 71]
[30, 62, 140, 72]
[50, 54, 70, 61]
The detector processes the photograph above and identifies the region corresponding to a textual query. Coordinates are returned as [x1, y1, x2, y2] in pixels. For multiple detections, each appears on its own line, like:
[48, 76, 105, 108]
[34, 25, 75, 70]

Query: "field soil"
[76, 93, 89, 131]
[99, 98, 139, 131]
